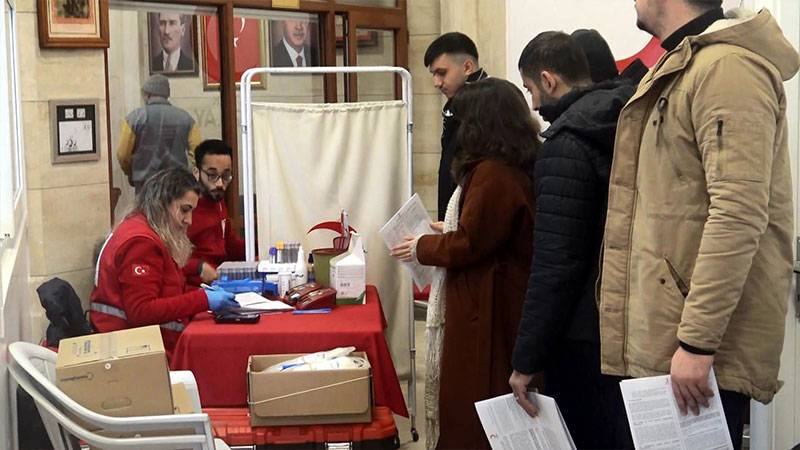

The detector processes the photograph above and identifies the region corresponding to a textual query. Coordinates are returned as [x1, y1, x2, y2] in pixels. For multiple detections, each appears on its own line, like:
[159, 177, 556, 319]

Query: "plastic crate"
[207, 406, 399, 449]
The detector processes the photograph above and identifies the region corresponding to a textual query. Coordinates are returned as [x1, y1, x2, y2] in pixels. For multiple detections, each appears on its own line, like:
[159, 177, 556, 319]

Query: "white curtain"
[252, 101, 411, 377]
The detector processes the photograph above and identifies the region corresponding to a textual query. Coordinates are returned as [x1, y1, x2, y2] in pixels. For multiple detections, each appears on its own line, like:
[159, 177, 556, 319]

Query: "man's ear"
[192, 166, 200, 180]
[540, 71, 558, 95]
[463, 57, 477, 76]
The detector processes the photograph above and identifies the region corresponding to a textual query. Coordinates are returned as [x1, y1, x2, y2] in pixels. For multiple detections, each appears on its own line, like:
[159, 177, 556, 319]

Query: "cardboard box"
[56, 325, 173, 418]
[88, 382, 195, 447]
[248, 352, 373, 426]
[330, 233, 366, 304]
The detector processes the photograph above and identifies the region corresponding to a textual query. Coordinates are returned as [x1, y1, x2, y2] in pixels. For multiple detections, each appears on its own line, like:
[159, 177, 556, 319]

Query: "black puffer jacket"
[511, 79, 636, 374]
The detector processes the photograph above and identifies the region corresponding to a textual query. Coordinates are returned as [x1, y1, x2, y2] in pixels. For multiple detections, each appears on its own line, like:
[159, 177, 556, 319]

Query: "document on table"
[379, 193, 435, 288]
[620, 369, 732, 450]
[233, 291, 294, 312]
[475, 392, 576, 450]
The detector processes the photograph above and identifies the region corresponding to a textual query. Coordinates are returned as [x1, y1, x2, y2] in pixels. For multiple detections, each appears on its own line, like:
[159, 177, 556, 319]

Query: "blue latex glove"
[204, 287, 239, 311]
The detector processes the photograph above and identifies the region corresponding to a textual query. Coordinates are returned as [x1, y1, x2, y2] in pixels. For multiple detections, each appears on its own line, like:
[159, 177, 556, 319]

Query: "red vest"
[90, 213, 208, 356]
[183, 195, 245, 287]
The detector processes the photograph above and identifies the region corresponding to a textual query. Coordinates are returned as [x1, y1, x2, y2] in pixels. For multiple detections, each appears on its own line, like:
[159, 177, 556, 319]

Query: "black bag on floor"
[37, 277, 92, 347]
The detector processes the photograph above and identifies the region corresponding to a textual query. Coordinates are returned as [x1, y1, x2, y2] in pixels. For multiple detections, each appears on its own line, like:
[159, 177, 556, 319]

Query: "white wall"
[748, 1, 800, 448]
[0, 0, 29, 447]
[505, 0, 742, 90]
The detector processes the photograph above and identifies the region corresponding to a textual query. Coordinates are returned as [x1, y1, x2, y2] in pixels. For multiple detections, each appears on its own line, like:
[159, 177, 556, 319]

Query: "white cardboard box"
[330, 232, 366, 304]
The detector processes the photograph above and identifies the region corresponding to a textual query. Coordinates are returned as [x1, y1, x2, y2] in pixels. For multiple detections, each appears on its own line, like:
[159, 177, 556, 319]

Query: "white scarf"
[423, 185, 462, 450]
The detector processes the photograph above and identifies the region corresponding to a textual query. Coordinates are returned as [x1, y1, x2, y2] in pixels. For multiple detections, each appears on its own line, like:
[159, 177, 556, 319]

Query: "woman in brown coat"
[392, 78, 539, 449]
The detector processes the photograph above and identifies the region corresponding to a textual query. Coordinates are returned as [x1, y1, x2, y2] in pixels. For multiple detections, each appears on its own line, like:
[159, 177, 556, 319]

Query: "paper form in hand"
[379, 193, 436, 288]
[233, 291, 294, 312]
[620, 369, 733, 450]
[475, 392, 576, 450]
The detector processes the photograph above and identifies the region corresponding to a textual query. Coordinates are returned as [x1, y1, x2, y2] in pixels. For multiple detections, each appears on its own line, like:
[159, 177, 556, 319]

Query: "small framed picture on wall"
[147, 11, 199, 76]
[49, 100, 100, 164]
[36, 0, 110, 48]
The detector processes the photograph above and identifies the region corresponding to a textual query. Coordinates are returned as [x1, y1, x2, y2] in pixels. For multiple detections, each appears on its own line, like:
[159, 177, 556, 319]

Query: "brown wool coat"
[417, 159, 535, 449]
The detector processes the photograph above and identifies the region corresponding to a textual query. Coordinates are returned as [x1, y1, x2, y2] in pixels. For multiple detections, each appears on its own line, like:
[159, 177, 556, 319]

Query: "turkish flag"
[616, 36, 665, 72]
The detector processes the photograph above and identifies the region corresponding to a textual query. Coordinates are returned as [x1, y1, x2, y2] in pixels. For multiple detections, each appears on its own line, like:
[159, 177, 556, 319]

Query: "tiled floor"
[394, 319, 427, 449]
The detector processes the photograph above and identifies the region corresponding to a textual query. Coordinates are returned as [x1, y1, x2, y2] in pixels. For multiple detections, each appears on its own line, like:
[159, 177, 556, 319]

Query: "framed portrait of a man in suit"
[147, 11, 198, 76]
[268, 17, 320, 68]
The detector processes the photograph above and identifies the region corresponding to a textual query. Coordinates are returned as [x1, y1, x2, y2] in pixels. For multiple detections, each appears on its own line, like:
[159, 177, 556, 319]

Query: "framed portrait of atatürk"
[147, 11, 198, 77]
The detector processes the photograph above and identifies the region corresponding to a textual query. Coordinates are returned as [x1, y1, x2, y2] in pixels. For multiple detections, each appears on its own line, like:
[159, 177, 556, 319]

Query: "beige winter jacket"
[600, 8, 800, 403]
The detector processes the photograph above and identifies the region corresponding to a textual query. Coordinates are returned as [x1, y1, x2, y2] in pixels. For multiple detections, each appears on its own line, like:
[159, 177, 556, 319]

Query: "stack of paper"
[380, 193, 436, 288]
[620, 369, 733, 450]
[475, 393, 576, 450]
[233, 292, 294, 313]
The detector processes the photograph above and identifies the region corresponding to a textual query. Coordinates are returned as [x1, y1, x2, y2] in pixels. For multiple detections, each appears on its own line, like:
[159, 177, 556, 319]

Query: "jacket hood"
[691, 8, 799, 81]
[540, 79, 636, 152]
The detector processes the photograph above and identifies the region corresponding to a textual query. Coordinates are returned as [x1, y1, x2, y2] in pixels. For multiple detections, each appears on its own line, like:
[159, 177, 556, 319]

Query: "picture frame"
[268, 18, 321, 68]
[336, 29, 380, 48]
[201, 16, 266, 90]
[147, 11, 199, 77]
[37, 0, 109, 48]
[49, 100, 101, 164]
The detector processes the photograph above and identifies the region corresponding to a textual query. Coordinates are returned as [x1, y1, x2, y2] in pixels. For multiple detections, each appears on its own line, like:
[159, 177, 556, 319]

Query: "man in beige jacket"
[600, 1, 799, 448]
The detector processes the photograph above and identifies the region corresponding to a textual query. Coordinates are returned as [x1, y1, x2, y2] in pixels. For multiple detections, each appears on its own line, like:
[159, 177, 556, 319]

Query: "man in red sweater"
[182, 139, 245, 286]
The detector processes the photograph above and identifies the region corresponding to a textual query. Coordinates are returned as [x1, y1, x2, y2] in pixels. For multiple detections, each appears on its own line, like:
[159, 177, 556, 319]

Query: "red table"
[170, 285, 409, 417]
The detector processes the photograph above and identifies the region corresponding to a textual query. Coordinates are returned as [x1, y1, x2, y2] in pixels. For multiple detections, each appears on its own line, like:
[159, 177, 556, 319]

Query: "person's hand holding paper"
[390, 235, 418, 262]
[508, 370, 539, 418]
[380, 194, 435, 287]
[670, 346, 715, 416]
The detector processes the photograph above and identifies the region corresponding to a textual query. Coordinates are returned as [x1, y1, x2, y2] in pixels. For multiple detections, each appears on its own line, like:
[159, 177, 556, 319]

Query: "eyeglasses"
[200, 169, 233, 184]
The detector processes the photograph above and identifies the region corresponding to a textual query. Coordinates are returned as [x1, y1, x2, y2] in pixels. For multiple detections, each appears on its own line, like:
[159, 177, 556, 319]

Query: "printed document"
[233, 291, 293, 312]
[620, 370, 732, 450]
[475, 393, 576, 450]
[380, 193, 435, 287]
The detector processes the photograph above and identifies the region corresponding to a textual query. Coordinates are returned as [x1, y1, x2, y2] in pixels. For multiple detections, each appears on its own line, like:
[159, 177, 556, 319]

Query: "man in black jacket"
[423, 32, 488, 220]
[508, 31, 636, 449]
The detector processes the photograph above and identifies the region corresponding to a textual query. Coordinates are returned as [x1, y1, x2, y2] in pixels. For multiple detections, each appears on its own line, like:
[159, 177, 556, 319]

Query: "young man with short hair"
[423, 32, 488, 220]
[182, 139, 245, 287]
[508, 31, 636, 449]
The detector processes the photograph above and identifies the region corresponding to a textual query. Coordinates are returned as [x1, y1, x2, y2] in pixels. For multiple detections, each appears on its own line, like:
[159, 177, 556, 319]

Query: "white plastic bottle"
[292, 245, 307, 287]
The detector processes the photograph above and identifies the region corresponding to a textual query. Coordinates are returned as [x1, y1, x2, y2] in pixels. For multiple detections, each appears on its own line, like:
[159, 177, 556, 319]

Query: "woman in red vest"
[91, 168, 238, 358]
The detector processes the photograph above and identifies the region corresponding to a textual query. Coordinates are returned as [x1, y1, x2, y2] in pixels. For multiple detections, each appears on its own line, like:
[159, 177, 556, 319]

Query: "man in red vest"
[183, 139, 245, 287]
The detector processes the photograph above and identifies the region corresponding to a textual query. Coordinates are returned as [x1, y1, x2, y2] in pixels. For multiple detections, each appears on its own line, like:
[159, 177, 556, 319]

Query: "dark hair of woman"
[450, 77, 540, 184]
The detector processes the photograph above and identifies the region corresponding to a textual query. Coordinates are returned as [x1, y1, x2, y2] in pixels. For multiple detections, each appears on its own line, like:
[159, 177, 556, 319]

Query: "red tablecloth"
[170, 285, 409, 417]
